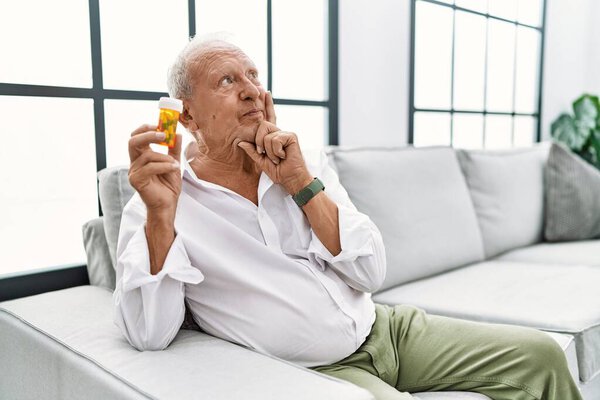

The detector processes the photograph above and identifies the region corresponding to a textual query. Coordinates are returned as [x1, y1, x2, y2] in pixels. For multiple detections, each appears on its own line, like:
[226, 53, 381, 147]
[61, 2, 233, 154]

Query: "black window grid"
[408, 0, 548, 147]
[0, 0, 339, 281]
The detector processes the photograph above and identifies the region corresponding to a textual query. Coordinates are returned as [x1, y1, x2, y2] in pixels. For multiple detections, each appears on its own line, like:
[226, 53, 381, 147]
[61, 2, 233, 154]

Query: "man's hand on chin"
[237, 91, 312, 196]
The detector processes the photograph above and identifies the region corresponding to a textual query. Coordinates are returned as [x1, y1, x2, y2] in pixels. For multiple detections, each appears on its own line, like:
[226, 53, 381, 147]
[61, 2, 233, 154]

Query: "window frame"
[0, 0, 339, 297]
[408, 0, 547, 147]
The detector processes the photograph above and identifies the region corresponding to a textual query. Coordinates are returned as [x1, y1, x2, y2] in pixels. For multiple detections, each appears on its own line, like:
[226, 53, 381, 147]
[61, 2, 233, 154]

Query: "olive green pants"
[312, 304, 582, 400]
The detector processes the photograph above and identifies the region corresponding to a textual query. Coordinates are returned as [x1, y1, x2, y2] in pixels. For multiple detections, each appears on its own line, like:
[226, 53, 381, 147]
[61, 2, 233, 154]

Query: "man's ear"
[179, 106, 198, 131]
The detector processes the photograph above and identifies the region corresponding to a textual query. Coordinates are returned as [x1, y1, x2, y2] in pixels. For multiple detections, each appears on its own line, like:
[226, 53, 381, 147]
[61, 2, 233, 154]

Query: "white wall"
[339, 0, 600, 145]
[338, 0, 411, 147]
[541, 0, 600, 140]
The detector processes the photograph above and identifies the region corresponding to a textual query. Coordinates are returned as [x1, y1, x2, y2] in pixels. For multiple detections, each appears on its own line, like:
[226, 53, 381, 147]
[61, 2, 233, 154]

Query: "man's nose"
[239, 77, 260, 101]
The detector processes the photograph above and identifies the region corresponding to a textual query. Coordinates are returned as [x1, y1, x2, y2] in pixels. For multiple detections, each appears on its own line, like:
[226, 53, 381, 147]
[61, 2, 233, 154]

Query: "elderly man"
[113, 37, 582, 400]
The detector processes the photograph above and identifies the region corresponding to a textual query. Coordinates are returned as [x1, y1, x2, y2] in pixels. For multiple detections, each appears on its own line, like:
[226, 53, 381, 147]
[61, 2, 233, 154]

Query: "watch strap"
[292, 177, 325, 207]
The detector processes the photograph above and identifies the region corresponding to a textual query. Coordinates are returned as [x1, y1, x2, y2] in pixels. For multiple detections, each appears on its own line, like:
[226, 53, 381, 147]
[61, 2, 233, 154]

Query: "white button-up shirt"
[113, 150, 386, 367]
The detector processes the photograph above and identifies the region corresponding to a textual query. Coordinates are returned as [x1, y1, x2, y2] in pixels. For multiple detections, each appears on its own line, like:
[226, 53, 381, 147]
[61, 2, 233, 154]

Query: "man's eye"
[248, 71, 259, 80]
[220, 76, 233, 86]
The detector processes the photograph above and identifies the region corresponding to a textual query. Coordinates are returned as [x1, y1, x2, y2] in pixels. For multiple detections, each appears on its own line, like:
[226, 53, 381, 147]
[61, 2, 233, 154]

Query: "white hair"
[167, 33, 241, 100]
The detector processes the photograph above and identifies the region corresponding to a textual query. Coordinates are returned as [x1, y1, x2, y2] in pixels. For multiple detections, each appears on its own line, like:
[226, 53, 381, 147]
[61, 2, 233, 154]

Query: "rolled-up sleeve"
[306, 151, 386, 293]
[113, 195, 204, 351]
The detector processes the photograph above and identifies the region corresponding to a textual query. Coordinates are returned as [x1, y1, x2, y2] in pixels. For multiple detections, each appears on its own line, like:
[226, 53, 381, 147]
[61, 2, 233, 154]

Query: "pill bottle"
[157, 97, 183, 148]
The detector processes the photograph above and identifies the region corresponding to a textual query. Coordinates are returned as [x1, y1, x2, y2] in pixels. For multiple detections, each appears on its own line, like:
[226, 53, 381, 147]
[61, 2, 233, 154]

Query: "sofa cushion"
[373, 260, 600, 382]
[0, 286, 373, 400]
[544, 141, 600, 241]
[494, 240, 600, 266]
[98, 167, 136, 270]
[82, 217, 115, 290]
[455, 143, 550, 258]
[330, 146, 485, 290]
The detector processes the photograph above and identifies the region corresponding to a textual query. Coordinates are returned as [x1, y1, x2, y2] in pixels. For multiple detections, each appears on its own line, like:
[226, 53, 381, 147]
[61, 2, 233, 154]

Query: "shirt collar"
[182, 156, 275, 205]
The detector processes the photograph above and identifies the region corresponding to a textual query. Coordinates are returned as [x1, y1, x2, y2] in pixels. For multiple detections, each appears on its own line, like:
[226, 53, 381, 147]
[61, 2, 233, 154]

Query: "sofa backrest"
[455, 142, 550, 259]
[328, 146, 485, 291]
[97, 166, 136, 271]
[87, 143, 551, 293]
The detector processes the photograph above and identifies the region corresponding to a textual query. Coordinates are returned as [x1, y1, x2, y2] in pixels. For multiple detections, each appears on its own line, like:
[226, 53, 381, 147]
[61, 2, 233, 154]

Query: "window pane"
[514, 27, 541, 114]
[272, 0, 327, 101]
[0, 97, 97, 276]
[414, 2, 453, 109]
[453, 113, 484, 149]
[105, 99, 194, 167]
[0, 0, 92, 87]
[453, 11, 487, 111]
[196, 0, 268, 87]
[486, 20, 516, 112]
[485, 115, 512, 149]
[455, 0, 487, 13]
[414, 112, 451, 147]
[514, 116, 537, 147]
[488, 0, 517, 21]
[274, 105, 327, 150]
[100, 0, 189, 92]
[518, 0, 543, 27]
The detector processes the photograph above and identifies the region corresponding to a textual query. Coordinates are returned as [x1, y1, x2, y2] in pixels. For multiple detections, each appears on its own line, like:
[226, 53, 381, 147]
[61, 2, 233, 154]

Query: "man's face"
[182, 47, 266, 150]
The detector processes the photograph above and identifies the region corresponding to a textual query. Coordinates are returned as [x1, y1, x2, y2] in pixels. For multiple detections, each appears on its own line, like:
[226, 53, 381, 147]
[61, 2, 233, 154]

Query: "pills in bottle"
[157, 97, 184, 148]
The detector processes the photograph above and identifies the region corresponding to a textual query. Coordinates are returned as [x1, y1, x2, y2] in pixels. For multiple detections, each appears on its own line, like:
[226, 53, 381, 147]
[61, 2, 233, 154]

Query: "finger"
[129, 161, 180, 187]
[265, 91, 276, 124]
[272, 137, 286, 159]
[137, 161, 180, 178]
[168, 133, 183, 162]
[130, 152, 177, 175]
[132, 150, 177, 168]
[263, 132, 281, 164]
[129, 131, 167, 162]
[238, 141, 266, 166]
[255, 121, 280, 155]
[131, 124, 158, 137]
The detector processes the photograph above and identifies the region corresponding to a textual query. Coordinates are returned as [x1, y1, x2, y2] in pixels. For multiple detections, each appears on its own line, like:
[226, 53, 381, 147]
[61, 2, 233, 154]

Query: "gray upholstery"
[6, 143, 600, 399]
[0, 286, 374, 400]
[544, 142, 600, 241]
[82, 217, 115, 290]
[331, 146, 485, 290]
[455, 144, 550, 258]
[97, 166, 136, 270]
[373, 260, 600, 382]
[495, 239, 600, 266]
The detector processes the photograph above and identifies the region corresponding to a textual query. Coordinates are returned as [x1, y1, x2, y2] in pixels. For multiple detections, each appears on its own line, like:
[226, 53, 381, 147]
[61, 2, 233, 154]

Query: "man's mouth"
[242, 109, 262, 117]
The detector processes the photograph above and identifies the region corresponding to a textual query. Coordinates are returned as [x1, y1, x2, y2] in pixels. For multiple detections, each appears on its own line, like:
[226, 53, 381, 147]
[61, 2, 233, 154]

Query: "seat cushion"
[373, 261, 600, 382]
[330, 146, 484, 290]
[455, 143, 550, 258]
[0, 286, 372, 400]
[494, 240, 600, 266]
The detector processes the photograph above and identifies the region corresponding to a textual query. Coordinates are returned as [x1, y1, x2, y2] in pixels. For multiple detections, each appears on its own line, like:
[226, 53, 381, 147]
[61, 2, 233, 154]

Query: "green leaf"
[573, 94, 598, 131]
[551, 113, 588, 151]
[590, 129, 600, 170]
[591, 96, 600, 126]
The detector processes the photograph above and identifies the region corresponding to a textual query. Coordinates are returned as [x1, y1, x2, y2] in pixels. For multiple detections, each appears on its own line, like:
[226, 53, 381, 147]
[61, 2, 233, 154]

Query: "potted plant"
[551, 94, 600, 169]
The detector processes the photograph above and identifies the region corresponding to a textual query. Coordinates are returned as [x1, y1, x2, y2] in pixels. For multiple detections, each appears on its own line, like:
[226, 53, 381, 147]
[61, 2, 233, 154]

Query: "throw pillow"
[544, 141, 600, 241]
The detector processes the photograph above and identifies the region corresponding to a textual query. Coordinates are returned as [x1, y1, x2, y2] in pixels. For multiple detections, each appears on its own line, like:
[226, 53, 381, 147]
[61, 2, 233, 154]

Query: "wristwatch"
[292, 177, 325, 207]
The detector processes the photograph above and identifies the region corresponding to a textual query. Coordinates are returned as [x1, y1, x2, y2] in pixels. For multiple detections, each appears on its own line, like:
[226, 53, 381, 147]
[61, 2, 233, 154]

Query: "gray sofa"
[1, 142, 599, 399]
